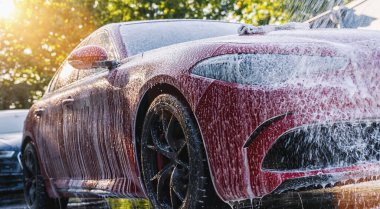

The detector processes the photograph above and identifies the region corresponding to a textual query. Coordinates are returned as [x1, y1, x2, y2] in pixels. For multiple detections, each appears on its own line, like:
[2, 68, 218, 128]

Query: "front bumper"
[262, 120, 380, 172]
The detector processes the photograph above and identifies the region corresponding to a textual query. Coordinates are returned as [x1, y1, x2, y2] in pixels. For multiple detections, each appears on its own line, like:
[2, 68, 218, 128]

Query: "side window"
[47, 38, 90, 93]
[87, 31, 117, 60]
[50, 61, 79, 91]
[77, 31, 117, 80]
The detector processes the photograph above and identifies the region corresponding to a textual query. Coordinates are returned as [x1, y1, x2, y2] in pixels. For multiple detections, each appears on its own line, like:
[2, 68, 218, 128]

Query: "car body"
[0, 109, 28, 193]
[308, 0, 380, 30]
[22, 19, 380, 208]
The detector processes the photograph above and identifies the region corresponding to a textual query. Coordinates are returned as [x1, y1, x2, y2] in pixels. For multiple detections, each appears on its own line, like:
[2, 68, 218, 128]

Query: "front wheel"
[141, 94, 228, 209]
[23, 143, 68, 209]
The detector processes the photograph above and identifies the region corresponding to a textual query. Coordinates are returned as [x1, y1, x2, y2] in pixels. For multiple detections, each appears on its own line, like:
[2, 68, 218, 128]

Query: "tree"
[0, 0, 97, 109]
[1, 0, 237, 109]
[233, 0, 288, 25]
[82, 0, 287, 26]
[78, 0, 235, 26]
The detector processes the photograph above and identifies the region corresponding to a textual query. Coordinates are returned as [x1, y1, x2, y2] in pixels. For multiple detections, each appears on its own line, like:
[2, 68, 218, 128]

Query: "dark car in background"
[0, 109, 28, 193]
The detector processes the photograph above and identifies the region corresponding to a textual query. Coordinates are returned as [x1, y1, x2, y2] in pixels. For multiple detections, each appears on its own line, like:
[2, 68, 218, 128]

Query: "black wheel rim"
[143, 108, 190, 209]
[24, 148, 38, 206]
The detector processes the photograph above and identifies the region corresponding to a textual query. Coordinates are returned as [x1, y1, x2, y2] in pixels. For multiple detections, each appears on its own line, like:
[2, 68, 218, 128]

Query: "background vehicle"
[21, 19, 380, 209]
[0, 109, 28, 193]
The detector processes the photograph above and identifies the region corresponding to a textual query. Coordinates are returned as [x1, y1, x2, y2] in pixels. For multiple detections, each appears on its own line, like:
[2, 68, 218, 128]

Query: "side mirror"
[68, 45, 108, 69]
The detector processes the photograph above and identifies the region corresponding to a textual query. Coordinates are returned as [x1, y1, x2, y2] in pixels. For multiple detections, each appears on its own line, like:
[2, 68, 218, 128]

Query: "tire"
[140, 94, 229, 209]
[23, 143, 68, 209]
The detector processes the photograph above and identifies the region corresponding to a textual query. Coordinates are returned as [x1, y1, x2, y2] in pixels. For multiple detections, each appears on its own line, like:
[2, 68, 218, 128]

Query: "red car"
[21, 19, 380, 209]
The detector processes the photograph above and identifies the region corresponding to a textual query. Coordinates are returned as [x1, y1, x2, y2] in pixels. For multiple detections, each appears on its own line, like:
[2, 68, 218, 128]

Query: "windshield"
[120, 20, 239, 56]
[0, 110, 28, 134]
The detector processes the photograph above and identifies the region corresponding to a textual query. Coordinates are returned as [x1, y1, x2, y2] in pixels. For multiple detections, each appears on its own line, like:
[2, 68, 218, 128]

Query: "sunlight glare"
[0, 0, 16, 19]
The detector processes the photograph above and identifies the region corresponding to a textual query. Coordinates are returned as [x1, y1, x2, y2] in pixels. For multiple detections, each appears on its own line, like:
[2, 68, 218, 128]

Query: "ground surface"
[2, 180, 380, 209]
[0, 193, 148, 209]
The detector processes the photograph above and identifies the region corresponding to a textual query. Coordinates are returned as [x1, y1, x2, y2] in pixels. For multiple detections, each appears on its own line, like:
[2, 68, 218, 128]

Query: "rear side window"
[50, 61, 79, 91]
[48, 30, 117, 92]
[77, 31, 116, 80]
[192, 54, 349, 86]
[86, 31, 117, 60]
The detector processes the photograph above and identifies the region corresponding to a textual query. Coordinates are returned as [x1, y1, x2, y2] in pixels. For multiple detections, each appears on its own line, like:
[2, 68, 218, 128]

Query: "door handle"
[62, 97, 74, 107]
[34, 108, 44, 117]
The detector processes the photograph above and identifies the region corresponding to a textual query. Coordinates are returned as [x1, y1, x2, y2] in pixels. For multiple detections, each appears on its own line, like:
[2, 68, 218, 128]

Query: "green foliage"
[0, 0, 97, 109]
[107, 198, 150, 209]
[233, 0, 288, 25]
[83, 0, 234, 25]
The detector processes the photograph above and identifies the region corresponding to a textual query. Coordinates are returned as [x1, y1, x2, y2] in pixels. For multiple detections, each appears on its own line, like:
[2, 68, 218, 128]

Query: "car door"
[63, 30, 141, 194]
[33, 61, 80, 181]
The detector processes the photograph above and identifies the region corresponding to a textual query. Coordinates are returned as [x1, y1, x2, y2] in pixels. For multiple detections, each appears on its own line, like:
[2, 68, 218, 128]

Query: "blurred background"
[0, 0, 353, 111]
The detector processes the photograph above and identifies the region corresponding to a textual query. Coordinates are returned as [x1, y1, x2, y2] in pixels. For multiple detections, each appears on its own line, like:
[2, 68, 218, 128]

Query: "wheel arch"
[134, 83, 193, 165]
[134, 82, 227, 204]
[21, 133, 33, 155]
[21, 134, 64, 201]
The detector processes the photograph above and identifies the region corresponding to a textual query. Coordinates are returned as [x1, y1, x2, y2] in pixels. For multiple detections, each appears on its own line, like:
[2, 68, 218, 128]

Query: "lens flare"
[0, 0, 16, 19]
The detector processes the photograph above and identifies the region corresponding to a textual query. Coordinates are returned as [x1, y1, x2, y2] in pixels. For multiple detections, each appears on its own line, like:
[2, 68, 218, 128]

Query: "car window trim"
[104, 28, 122, 61]
[47, 28, 119, 94]
[46, 37, 92, 94]
[46, 69, 109, 96]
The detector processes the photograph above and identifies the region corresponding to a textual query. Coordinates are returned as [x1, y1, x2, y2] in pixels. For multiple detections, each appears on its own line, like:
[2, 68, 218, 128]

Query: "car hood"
[0, 132, 22, 151]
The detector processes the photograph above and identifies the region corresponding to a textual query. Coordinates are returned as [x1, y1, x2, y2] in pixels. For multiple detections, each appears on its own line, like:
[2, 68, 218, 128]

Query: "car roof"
[120, 19, 240, 26]
[0, 109, 29, 118]
[100, 19, 380, 50]
[196, 28, 380, 45]
[102, 19, 240, 31]
[0, 110, 28, 135]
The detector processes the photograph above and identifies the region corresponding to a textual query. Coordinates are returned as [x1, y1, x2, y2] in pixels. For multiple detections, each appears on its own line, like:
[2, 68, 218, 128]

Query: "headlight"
[0, 150, 15, 158]
[192, 53, 348, 85]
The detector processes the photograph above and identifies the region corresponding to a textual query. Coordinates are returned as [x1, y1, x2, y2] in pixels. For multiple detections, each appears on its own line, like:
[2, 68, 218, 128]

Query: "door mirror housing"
[68, 45, 108, 69]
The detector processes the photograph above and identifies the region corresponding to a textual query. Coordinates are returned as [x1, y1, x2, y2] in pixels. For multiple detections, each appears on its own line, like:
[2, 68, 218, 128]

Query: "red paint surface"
[22, 22, 380, 202]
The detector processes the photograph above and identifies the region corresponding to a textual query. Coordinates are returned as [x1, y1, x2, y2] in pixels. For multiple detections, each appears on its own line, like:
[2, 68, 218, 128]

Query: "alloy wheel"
[143, 107, 190, 209]
[23, 146, 38, 206]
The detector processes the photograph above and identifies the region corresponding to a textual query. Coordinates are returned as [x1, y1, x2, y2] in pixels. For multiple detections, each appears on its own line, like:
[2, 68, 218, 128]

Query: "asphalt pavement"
[3, 180, 380, 209]
[0, 194, 109, 209]
[0, 193, 147, 209]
